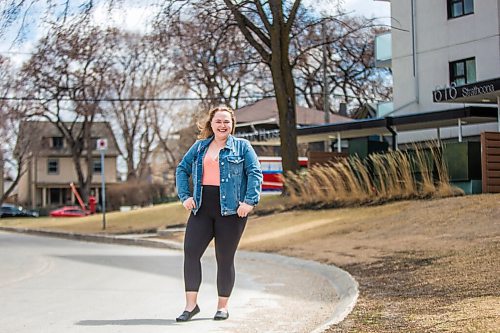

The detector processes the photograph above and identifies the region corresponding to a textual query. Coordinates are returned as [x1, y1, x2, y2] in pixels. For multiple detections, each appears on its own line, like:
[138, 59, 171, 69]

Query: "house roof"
[235, 98, 352, 127]
[17, 120, 120, 156]
[351, 103, 377, 120]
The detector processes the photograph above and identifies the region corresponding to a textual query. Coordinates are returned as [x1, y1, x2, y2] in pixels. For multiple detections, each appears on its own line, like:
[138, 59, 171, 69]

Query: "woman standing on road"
[175, 105, 263, 322]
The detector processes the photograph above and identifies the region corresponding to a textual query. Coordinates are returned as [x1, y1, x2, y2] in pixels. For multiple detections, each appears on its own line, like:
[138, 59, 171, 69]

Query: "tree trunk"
[269, 13, 299, 173]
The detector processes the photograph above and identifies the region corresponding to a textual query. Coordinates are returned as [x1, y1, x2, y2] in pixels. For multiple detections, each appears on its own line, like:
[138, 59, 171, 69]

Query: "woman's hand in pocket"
[182, 197, 196, 211]
[237, 202, 254, 218]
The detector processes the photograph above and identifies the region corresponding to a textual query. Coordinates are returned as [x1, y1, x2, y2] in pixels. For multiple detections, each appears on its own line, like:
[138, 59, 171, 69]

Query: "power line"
[0, 91, 390, 103]
[0, 95, 276, 102]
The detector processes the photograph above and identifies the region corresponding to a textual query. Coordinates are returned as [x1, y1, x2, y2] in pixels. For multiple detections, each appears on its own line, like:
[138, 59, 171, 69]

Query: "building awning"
[389, 107, 497, 131]
[245, 106, 498, 146]
[432, 77, 500, 104]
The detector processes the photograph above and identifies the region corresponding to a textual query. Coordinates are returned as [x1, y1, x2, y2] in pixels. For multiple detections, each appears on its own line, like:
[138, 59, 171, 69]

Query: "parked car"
[0, 204, 39, 218]
[49, 206, 90, 217]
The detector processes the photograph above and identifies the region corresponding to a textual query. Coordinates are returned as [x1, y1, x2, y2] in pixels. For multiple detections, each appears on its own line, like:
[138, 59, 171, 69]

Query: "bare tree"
[221, 0, 303, 173]
[0, 55, 32, 204]
[4, 0, 392, 178]
[0, 0, 118, 44]
[158, 0, 365, 174]
[101, 29, 200, 185]
[295, 17, 392, 113]
[101, 31, 163, 181]
[18, 25, 114, 201]
[154, 9, 273, 110]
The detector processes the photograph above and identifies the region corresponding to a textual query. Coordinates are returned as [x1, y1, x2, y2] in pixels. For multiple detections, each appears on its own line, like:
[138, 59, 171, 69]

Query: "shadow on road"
[76, 317, 216, 326]
[76, 319, 177, 326]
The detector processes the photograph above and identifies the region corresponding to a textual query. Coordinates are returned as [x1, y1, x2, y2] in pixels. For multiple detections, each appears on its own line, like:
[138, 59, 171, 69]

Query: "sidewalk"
[0, 226, 358, 332]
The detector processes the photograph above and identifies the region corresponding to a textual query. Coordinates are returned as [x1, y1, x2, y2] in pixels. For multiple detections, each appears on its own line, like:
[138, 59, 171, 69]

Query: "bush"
[106, 181, 175, 211]
[284, 143, 464, 209]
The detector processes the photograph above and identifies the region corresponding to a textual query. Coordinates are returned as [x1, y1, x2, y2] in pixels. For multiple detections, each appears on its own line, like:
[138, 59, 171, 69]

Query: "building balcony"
[375, 31, 392, 68]
[377, 101, 394, 118]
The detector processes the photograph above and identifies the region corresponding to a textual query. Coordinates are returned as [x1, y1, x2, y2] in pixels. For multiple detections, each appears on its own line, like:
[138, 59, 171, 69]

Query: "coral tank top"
[202, 154, 220, 186]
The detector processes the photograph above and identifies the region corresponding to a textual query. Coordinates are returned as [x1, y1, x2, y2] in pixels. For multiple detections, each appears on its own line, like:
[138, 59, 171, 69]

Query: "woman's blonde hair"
[197, 105, 236, 139]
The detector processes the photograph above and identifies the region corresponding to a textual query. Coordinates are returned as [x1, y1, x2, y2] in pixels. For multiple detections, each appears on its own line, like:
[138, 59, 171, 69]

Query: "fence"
[481, 132, 500, 193]
[307, 151, 348, 167]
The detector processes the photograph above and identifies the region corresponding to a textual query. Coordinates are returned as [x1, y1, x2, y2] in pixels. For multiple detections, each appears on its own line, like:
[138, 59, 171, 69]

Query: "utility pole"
[322, 20, 331, 152]
[96, 138, 108, 230]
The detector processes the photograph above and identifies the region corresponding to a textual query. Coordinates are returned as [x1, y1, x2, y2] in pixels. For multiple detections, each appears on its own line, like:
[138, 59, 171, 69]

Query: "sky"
[342, 0, 390, 21]
[0, 0, 391, 65]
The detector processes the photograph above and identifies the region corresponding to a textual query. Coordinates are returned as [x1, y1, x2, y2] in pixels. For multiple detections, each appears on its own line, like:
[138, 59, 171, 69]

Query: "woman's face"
[211, 111, 233, 141]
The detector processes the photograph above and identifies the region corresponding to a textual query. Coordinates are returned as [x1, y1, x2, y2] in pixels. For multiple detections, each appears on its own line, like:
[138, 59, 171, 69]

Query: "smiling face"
[210, 110, 233, 141]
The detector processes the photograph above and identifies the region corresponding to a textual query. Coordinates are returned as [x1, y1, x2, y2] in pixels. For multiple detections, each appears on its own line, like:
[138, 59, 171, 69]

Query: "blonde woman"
[175, 105, 263, 321]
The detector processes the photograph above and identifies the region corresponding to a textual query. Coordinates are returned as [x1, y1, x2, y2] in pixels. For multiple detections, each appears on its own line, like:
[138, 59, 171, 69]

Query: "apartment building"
[376, 0, 500, 142]
[16, 121, 119, 208]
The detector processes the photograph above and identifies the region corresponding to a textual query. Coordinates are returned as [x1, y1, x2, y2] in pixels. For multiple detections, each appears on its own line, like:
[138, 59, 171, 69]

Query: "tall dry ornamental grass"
[284, 144, 463, 208]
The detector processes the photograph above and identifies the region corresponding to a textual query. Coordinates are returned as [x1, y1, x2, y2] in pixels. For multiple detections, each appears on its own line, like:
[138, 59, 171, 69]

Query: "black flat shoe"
[176, 305, 200, 322]
[213, 310, 229, 321]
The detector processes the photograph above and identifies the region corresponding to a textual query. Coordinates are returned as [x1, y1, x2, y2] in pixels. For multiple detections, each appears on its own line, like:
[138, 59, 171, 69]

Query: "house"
[234, 98, 352, 154]
[15, 121, 119, 208]
[148, 125, 198, 193]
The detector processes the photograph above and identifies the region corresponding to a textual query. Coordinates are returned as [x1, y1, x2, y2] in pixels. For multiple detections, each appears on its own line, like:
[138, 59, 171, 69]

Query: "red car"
[258, 156, 308, 191]
[49, 206, 90, 217]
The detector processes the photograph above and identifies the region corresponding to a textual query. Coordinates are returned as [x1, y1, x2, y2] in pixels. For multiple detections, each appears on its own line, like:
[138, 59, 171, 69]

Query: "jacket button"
[222, 195, 226, 199]
[221, 162, 224, 165]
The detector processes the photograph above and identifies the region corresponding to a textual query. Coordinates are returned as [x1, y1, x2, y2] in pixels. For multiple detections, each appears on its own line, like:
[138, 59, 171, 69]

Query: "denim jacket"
[176, 135, 263, 216]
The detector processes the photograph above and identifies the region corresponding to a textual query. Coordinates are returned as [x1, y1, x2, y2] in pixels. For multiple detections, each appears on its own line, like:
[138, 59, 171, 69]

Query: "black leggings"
[183, 185, 247, 297]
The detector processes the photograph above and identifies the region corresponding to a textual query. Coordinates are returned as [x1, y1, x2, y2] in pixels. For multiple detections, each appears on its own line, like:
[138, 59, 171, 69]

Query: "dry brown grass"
[284, 144, 463, 209]
[240, 193, 500, 333]
[0, 201, 188, 234]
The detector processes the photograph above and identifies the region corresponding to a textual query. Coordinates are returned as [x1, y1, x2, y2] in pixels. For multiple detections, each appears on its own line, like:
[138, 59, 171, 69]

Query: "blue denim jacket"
[176, 135, 263, 216]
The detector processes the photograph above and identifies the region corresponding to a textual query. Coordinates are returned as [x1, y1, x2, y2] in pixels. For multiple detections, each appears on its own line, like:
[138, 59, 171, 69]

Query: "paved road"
[0, 231, 350, 333]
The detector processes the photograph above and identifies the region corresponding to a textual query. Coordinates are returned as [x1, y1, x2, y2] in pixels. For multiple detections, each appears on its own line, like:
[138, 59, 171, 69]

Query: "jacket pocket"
[227, 156, 244, 176]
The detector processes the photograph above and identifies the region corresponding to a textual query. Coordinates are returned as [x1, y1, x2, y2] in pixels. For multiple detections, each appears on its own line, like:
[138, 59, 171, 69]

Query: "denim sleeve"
[242, 140, 263, 206]
[175, 141, 199, 203]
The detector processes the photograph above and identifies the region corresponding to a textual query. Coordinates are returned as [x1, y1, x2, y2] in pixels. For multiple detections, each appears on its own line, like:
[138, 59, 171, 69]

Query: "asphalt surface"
[0, 229, 358, 333]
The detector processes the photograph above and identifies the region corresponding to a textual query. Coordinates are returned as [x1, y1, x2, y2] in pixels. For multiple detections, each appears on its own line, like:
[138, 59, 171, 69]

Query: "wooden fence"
[307, 151, 348, 167]
[481, 132, 500, 193]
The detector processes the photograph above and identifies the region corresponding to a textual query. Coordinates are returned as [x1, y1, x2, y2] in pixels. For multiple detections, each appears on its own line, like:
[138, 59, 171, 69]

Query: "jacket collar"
[200, 135, 235, 152]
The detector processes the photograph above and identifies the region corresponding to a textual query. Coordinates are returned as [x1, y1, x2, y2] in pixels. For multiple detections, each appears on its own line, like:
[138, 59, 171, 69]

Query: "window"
[93, 160, 102, 174]
[51, 137, 64, 149]
[448, 0, 474, 19]
[47, 159, 59, 174]
[450, 58, 476, 86]
[91, 138, 98, 150]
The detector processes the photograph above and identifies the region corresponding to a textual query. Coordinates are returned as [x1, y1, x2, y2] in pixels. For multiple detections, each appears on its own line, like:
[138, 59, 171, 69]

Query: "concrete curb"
[0, 226, 358, 332]
[0, 226, 182, 250]
[239, 251, 359, 332]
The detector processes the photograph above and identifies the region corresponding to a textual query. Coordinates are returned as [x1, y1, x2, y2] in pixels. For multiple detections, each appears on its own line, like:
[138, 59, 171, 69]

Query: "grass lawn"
[1, 193, 499, 332]
[0, 201, 188, 233]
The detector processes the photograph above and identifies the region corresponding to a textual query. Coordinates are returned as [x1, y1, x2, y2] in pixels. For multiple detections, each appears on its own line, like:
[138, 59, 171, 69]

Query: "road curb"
[0, 226, 182, 250]
[0, 226, 358, 332]
[239, 251, 359, 332]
